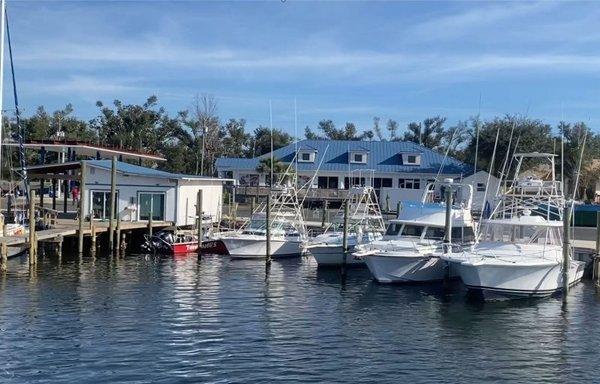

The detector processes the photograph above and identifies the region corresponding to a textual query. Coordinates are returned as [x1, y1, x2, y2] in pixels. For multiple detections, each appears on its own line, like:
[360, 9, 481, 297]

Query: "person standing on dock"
[71, 185, 80, 207]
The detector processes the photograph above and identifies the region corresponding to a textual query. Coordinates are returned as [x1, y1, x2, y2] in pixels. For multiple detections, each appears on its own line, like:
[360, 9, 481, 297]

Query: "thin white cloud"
[27, 75, 141, 95]
[404, 2, 557, 42]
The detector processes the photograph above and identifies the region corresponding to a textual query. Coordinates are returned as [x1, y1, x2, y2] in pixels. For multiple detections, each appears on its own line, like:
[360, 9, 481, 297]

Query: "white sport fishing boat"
[354, 180, 476, 283]
[442, 152, 585, 298]
[221, 184, 307, 259]
[305, 181, 386, 267]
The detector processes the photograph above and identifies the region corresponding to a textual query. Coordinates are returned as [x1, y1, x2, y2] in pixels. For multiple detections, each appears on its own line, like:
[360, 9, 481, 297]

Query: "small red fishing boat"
[142, 231, 199, 255]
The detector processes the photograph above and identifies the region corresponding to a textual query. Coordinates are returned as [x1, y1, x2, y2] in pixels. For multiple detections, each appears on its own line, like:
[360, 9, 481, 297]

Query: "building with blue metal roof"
[216, 139, 498, 210]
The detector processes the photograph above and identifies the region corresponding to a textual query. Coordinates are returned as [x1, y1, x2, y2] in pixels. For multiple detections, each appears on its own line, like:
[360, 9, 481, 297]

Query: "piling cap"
[443, 178, 454, 184]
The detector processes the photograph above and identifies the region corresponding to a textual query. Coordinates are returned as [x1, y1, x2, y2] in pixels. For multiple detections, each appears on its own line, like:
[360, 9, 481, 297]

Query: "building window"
[90, 190, 119, 220]
[398, 178, 421, 189]
[298, 151, 315, 163]
[344, 177, 366, 189]
[477, 183, 486, 192]
[403, 154, 421, 165]
[139, 192, 166, 221]
[318, 176, 339, 189]
[350, 152, 367, 164]
[373, 178, 393, 189]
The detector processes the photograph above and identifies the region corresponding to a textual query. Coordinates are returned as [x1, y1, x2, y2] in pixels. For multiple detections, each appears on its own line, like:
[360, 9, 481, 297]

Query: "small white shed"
[80, 160, 226, 225]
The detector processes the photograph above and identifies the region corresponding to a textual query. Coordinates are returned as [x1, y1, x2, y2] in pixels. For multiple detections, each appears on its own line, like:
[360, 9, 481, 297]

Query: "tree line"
[6, 94, 599, 200]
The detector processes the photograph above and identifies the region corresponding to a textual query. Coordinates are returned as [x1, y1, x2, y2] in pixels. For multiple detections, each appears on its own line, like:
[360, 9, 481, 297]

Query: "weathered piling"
[78, 161, 86, 255]
[90, 218, 96, 256]
[108, 156, 117, 252]
[29, 190, 37, 265]
[562, 203, 572, 297]
[250, 197, 255, 216]
[115, 213, 122, 256]
[52, 178, 57, 210]
[197, 190, 203, 254]
[147, 205, 153, 239]
[321, 200, 328, 228]
[0, 242, 7, 272]
[396, 201, 401, 216]
[265, 192, 271, 267]
[341, 200, 349, 276]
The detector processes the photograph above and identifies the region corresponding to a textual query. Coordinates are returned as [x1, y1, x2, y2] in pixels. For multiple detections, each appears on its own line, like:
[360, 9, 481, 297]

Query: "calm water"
[1, 252, 599, 383]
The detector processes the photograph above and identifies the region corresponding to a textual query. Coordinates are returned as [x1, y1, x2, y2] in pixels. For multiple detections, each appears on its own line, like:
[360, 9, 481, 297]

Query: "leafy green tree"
[250, 126, 293, 157]
[463, 115, 553, 178]
[221, 118, 250, 158]
[403, 116, 446, 149]
[91, 96, 165, 154]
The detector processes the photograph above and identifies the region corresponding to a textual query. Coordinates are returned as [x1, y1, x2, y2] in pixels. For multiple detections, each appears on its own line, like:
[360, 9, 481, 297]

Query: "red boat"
[142, 231, 199, 255]
[143, 231, 229, 255]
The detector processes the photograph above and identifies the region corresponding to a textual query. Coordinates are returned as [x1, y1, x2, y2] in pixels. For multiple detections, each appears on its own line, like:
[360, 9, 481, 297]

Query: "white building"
[29, 160, 228, 226]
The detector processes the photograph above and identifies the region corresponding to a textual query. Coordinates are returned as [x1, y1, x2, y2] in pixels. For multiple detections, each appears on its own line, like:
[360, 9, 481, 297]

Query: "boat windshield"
[481, 223, 562, 245]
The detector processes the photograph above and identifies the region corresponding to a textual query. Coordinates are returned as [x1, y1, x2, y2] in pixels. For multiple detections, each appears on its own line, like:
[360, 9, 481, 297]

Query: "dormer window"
[298, 150, 316, 163]
[350, 151, 368, 164]
[403, 153, 421, 165]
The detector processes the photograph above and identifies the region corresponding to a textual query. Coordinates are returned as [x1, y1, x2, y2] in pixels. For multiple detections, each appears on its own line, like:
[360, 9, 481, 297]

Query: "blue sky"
[5, 0, 600, 137]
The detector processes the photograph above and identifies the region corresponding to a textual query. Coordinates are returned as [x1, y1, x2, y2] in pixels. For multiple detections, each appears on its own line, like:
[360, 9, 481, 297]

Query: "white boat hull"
[222, 236, 303, 259]
[308, 244, 363, 266]
[364, 253, 448, 283]
[456, 259, 585, 298]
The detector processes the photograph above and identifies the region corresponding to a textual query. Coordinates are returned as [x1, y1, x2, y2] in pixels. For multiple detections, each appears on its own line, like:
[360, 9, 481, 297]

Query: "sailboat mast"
[0, 0, 5, 176]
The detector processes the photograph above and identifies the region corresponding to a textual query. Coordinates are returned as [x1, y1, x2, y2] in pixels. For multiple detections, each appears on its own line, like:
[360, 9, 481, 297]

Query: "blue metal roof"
[216, 139, 472, 175]
[86, 160, 218, 180]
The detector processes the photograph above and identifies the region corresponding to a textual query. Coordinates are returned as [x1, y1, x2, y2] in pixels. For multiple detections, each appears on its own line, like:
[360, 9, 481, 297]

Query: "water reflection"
[0, 252, 599, 382]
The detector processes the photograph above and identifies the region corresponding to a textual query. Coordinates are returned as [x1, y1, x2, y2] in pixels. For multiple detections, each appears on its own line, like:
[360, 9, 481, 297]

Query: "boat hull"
[308, 244, 363, 266]
[457, 259, 585, 299]
[171, 242, 199, 255]
[200, 239, 228, 255]
[364, 253, 447, 283]
[222, 237, 303, 259]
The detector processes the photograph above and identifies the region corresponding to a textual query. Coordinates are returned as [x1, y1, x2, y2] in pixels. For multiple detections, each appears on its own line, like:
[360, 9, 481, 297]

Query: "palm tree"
[256, 157, 290, 187]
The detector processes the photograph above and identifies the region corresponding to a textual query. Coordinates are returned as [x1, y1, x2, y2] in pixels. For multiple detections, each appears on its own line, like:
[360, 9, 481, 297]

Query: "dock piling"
[321, 200, 328, 228]
[78, 161, 86, 255]
[594, 212, 600, 286]
[341, 200, 349, 277]
[115, 213, 122, 256]
[197, 190, 203, 255]
[0, 242, 7, 272]
[562, 203, 572, 297]
[108, 156, 117, 253]
[29, 190, 37, 265]
[265, 192, 271, 269]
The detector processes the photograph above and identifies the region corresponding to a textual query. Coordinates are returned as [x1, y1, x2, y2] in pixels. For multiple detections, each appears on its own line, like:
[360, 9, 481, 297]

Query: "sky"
[4, 0, 600, 137]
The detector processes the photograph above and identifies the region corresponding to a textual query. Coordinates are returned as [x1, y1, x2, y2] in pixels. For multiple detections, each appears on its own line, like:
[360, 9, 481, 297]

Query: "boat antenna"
[299, 144, 329, 207]
[478, 124, 501, 230]
[6, 7, 28, 203]
[269, 99, 273, 189]
[473, 93, 481, 177]
[294, 97, 298, 189]
[433, 122, 461, 184]
[571, 129, 587, 202]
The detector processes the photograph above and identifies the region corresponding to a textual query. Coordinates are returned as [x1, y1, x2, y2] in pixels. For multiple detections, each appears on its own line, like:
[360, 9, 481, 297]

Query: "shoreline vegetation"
[4, 94, 598, 201]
